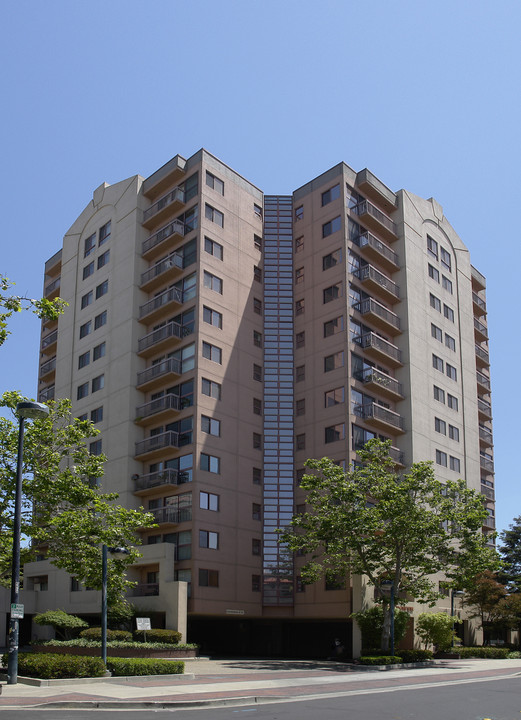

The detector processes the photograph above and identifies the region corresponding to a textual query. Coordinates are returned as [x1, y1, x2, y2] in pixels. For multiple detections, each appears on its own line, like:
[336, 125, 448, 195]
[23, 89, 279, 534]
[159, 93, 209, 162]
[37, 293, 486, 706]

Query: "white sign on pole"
[136, 617, 152, 631]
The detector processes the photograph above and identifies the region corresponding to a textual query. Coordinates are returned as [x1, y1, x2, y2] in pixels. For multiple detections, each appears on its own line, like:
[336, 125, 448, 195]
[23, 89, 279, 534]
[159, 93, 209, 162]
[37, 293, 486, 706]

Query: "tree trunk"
[381, 601, 391, 652]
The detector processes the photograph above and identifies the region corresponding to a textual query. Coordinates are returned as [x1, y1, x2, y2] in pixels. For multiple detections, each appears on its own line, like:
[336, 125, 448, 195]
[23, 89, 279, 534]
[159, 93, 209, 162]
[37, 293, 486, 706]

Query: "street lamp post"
[7, 401, 50, 685]
[451, 590, 465, 647]
[101, 546, 130, 666]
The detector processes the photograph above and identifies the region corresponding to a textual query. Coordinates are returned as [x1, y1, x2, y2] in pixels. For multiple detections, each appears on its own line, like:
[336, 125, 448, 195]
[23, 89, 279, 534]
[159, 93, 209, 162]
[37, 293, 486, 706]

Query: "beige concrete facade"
[5, 150, 494, 657]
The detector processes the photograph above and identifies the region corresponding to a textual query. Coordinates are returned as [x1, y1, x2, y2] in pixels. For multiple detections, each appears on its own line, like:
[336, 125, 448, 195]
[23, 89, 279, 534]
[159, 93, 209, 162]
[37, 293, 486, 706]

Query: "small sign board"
[11, 603, 24, 619]
[136, 617, 151, 631]
[225, 609, 245, 615]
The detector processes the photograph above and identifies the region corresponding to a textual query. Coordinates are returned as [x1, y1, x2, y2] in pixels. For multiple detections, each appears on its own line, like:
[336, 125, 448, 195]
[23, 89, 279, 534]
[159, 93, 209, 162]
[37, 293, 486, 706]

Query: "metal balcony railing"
[39, 357, 56, 376]
[358, 231, 399, 267]
[136, 394, 180, 420]
[475, 344, 490, 363]
[480, 455, 494, 473]
[138, 321, 183, 353]
[472, 292, 486, 312]
[354, 366, 403, 397]
[135, 431, 179, 457]
[136, 358, 182, 387]
[142, 219, 186, 255]
[151, 507, 192, 524]
[41, 330, 58, 349]
[38, 386, 55, 403]
[355, 297, 400, 330]
[483, 516, 496, 530]
[44, 277, 61, 296]
[481, 485, 495, 500]
[139, 287, 183, 319]
[133, 468, 184, 492]
[474, 318, 488, 338]
[355, 402, 404, 431]
[131, 583, 159, 597]
[143, 187, 185, 223]
[354, 332, 402, 364]
[476, 371, 491, 390]
[140, 252, 183, 287]
[479, 426, 493, 444]
[478, 398, 492, 417]
[355, 265, 399, 299]
[352, 199, 397, 236]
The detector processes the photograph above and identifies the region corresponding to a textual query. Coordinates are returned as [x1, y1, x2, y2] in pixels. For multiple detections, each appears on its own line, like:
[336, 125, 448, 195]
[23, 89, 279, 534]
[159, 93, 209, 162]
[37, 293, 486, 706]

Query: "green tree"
[0, 391, 156, 602]
[351, 605, 409, 650]
[33, 610, 88, 640]
[416, 612, 461, 652]
[463, 570, 507, 643]
[499, 516, 521, 592]
[280, 440, 498, 651]
[0, 275, 67, 347]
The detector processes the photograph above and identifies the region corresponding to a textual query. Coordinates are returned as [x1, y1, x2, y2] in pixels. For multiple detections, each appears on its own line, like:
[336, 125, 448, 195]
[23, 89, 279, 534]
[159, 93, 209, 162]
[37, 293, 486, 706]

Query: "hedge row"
[80, 628, 132, 641]
[2, 653, 184, 679]
[361, 649, 433, 662]
[78, 628, 182, 644]
[457, 647, 510, 659]
[37, 639, 196, 650]
[108, 657, 184, 676]
[359, 656, 402, 665]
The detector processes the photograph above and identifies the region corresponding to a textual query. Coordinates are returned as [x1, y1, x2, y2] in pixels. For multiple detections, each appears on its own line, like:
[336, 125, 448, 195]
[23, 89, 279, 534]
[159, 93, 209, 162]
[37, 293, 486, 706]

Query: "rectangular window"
[427, 235, 438, 259]
[200, 491, 219, 511]
[293, 331, 304, 349]
[295, 236, 304, 253]
[99, 221, 111, 246]
[97, 250, 110, 269]
[202, 341, 222, 364]
[323, 248, 342, 270]
[432, 354, 444, 372]
[295, 365, 305, 381]
[204, 236, 223, 260]
[93, 342, 106, 361]
[436, 450, 447, 467]
[202, 378, 221, 399]
[445, 334, 456, 351]
[324, 316, 344, 337]
[253, 364, 262, 381]
[295, 299, 305, 316]
[203, 271, 223, 294]
[94, 311, 107, 330]
[446, 364, 457, 381]
[253, 265, 262, 283]
[200, 453, 220, 473]
[95, 280, 108, 299]
[90, 439, 102, 456]
[323, 283, 342, 303]
[92, 374, 104, 392]
[444, 304, 455, 322]
[252, 538, 261, 555]
[253, 330, 263, 348]
[295, 398, 305, 416]
[79, 321, 92, 339]
[203, 306, 223, 328]
[205, 203, 224, 228]
[325, 423, 345, 443]
[449, 425, 460, 441]
[78, 351, 90, 369]
[450, 456, 460, 472]
[254, 203, 263, 218]
[201, 415, 220, 436]
[447, 394, 458, 411]
[430, 293, 441, 312]
[296, 433, 306, 450]
[77, 382, 89, 400]
[434, 385, 445, 403]
[84, 233, 96, 258]
[322, 184, 340, 206]
[252, 504, 262, 521]
[295, 267, 304, 284]
[440, 247, 451, 271]
[324, 351, 344, 372]
[253, 397, 262, 415]
[442, 275, 453, 293]
[431, 324, 442, 342]
[295, 205, 303, 221]
[325, 387, 345, 406]
[199, 530, 219, 549]
[199, 568, 219, 587]
[322, 216, 341, 238]
[435, 417, 446, 434]
[428, 264, 440, 283]
[253, 433, 262, 449]
[252, 574, 261, 591]
[206, 171, 224, 195]
[91, 406, 103, 424]
[254, 234, 262, 250]
[83, 262, 94, 280]
[253, 298, 262, 315]
[81, 291, 93, 309]
[252, 468, 262, 485]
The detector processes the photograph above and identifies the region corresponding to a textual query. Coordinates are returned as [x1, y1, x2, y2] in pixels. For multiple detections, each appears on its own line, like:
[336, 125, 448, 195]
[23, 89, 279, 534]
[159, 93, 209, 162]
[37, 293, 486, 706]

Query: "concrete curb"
[0, 672, 195, 687]
[14, 696, 286, 710]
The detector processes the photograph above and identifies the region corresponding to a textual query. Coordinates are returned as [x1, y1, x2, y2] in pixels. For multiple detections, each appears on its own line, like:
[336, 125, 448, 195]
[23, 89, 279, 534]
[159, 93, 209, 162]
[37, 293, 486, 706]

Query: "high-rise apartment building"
[25, 149, 494, 655]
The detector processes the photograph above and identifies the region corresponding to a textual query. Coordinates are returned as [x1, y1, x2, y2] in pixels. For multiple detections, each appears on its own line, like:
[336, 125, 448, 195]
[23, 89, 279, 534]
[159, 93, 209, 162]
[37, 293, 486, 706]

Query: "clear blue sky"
[1, 0, 519, 536]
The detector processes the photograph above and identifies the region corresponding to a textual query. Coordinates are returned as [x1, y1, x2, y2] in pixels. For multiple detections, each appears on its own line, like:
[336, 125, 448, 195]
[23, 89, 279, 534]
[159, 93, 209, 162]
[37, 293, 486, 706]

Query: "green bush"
[133, 629, 182, 644]
[397, 649, 433, 662]
[416, 612, 461, 652]
[351, 606, 409, 649]
[79, 627, 132, 641]
[107, 657, 184, 676]
[507, 651, 521, 658]
[359, 655, 402, 665]
[33, 610, 88, 640]
[1, 652, 105, 679]
[35, 639, 197, 650]
[458, 646, 510, 659]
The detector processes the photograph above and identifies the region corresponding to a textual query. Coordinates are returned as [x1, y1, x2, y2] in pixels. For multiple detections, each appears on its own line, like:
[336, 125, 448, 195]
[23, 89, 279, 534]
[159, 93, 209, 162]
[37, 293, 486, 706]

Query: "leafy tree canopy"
[0, 392, 156, 602]
[499, 516, 521, 592]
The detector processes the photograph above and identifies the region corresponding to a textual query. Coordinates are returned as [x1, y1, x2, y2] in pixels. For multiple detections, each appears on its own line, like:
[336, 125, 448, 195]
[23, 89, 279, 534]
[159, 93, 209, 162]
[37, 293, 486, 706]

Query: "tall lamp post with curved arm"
[7, 401, 50, 685]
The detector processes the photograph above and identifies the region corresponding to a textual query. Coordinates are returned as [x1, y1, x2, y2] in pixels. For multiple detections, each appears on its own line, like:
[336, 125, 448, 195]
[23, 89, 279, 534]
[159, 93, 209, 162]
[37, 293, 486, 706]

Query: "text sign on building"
[10, 603, 24, 619]
[136, 617, 151, 630]
[225, 609, 245, 615]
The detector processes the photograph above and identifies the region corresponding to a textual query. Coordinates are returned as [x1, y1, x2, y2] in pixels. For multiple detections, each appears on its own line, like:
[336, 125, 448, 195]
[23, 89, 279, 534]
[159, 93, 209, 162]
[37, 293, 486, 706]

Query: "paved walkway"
[1, 657, 521, 709]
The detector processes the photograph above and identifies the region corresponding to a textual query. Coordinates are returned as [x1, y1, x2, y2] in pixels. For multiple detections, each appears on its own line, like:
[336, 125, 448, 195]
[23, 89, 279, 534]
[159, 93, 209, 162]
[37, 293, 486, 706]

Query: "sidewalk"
[1, 657, 521, 709]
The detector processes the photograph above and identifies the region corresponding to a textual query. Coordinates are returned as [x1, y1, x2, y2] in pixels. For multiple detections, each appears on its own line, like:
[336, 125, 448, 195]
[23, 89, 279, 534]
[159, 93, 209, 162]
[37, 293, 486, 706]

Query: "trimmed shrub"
[359, 655, 402, 665]
[35, 639, 197, 650]
[507, 651, 521, 659]
[79, 627, 132, 641]
[1, 652, 105, 679]
[416, 612, 461, 652]
[133, 629, 182, 644]
[33, 610, 88, 640]
[107, 657, 184, 676]
[397, 649, 433, 663]
[458, 646, 510, 659]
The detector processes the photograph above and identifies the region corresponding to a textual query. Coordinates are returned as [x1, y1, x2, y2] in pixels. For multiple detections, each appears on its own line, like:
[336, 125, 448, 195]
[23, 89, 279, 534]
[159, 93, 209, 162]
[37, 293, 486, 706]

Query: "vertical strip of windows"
[262, 195, 294, 607]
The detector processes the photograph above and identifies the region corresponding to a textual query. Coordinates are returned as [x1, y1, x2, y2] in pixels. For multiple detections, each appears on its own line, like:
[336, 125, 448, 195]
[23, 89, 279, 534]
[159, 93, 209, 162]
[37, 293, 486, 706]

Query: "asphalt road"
[0, 675, 519, 719]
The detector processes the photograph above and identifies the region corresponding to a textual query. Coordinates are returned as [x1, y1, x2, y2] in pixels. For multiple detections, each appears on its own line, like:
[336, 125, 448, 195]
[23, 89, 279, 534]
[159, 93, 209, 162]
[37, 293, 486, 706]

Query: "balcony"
[476, 370, 491, 392]
[475, 344, 490, 367]
[472, 292, 486, 316]
[471, 265, 486, 291]
[41, 329, 58, 355]
[480, 455, 494, 474]
[136, 357, 182, 392]
[38, 386, 55, 403]
[478, 397, 492, 420]
[140, 252, 184, 292]
[356, 169, 398, 215]
[389, 446, 405, 467]
[357, 230, 399, 272]
[39, 356, 56, 382]
[479, 426, 493, 446]
[474, 318, 488, 342]
[150, 507, 192, 527]
[134, 431, 179, 461]
[483, 516, 496, 530]
[139, 286, 184, 325]
[130, 583, 159, 597]
[481, 485, 495, 501]
[44, 277, 61, 299]
[137, 321, 187, 358]
[142, 187, 185, 230]
[135, 394, 181, 426]
[354, 403, 405, 434]
[354, 297, 400, 335]
[354, 265, 399, 303]
[142, 154, 187, 199]
[354, 366, 403, 401]
[142, 219, 187, 261]
[132, 468, 185, 496]
[352, 199, 398, 242]
[353, 332, 402, 367]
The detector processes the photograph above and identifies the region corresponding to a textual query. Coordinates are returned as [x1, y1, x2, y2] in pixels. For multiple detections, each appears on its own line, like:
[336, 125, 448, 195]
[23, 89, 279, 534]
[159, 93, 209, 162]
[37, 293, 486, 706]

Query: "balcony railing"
[480, 455, 494, 473]
[131, 583, 159, 597]
[38, 386, 55, 403]
[474, 318, 488, 339]
[472, 292, 487, 313]
[352, 199, 397, 238]
[39, 357, 56, 377]
[140, 252, 183, 287]
[479, 426, 493, 444]
[151, 507, 192, 524]
[355, 402, 404, 431]
[483, 516, 496, 530]
[136, 394, 180, 420]
[41, 330, 58, 350]
[478, 398, 492, 418]
[139, 287, 183, 320]
[355, 297, 400, 331]
[354, 366, 403, 398]
[135, 431, 179, 457]
[475, 344, 490, 364]
[44, 277, 61, 296]
[138, 321, 183, 354]
[136, 358, 182, 388]
[133, 468, 184, 492]
[142, 219, 186, 256]
[357, 230, 399, 268]
[389, 446, 404, 465]
[481, 485, 495, 501]
[354, 332, 402, 365]
[476, 370, 491, 391]
[355, 264, 399, 300]
[143, 187, 185, 223]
